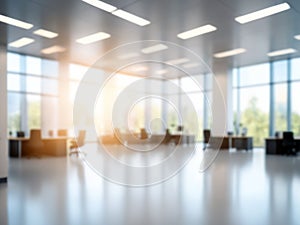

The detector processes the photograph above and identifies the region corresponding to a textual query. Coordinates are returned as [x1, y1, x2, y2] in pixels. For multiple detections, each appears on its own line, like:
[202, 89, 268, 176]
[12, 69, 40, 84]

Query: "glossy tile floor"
[1, 144, 300, 225]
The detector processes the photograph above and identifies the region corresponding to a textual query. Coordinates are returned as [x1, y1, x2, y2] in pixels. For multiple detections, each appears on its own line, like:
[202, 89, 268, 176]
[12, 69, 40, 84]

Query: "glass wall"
[233, 57, 300, 146]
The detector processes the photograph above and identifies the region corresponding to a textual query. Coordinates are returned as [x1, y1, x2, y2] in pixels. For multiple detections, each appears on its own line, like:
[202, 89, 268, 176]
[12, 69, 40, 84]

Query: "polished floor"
[1, 144, 300, 225]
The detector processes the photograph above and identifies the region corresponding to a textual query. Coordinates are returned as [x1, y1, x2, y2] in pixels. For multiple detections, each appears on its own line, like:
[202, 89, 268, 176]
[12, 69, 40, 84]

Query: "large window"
[233, 57, 300, 146]
[7, 53, 59, 136]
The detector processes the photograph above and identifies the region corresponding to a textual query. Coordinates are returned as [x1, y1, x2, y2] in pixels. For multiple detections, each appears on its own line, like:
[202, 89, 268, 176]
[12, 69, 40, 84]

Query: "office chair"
[69, 130, 86, 156]
[203, 129, 211, 150]
[282, 131, 297, 156]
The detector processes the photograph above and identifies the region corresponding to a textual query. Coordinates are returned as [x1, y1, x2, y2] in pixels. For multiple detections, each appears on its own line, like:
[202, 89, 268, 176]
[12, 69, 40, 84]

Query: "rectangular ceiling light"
[81, 0, 116, 12]
[0, 14, 33, 29]
[294, 35, 300, 40]
[177, 25, 217, 39]
[214, 48, 246, 58]
[76, 32, 111, 44]
[41, 45, 66, 54]
[235, 2, 290, 24]
[118, 52, 140, 60]
[165, 58, 190, 65]
[267, 48, 297, 57]
[183, 63, 200, 68]
[8, 38, 34, 48]
[112, 9, 150, 26]
[156, 69, 168, 75]
[141, 44, 168, 54]
[33, 29, 58, 38]
[130, 66, 148, 72]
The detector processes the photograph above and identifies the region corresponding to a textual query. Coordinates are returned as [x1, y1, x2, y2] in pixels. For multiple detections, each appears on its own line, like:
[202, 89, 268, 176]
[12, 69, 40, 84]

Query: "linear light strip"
[41, 45, 66, 54]
[235, 2, 290, 24]
[8, 38, 34, 48]
[214, 48, 246, 58]
[141, 44, 168, 54]
[112, 9, 150, 26]
[267, 48, 297, 57]
[76, 32, 111, 44]
[0, 14, 33, 29]
[33, 29, 58, 38]
[165, 58, 190, 65]
[294, 35, 300, 40]
[177, 25, 217, 39]
[81, 0, 117, 12]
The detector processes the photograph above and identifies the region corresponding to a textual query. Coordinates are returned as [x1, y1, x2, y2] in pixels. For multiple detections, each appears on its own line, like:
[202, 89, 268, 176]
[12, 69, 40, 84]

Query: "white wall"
[0, 45, 8, 180]
[211, 60, 233, 136]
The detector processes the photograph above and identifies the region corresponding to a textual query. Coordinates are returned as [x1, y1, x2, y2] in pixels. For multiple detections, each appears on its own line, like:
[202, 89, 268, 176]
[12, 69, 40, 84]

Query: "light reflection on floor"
[2, 144, 300, 225]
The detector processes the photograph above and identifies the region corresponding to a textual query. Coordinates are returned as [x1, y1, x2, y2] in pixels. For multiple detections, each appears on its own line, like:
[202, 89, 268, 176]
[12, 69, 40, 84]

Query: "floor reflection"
[4, 146, 300, 225]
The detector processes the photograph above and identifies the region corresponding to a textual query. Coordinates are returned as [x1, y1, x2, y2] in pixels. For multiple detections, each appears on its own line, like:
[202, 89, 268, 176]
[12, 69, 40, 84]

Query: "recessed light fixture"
[33, 29, 58, 38]
[294, 35, 300, 40]
[267, 48, 297, 57]
[76, 32, 111, 44]
[141, 44, 168, 54]
[112, 9, 150, 26]
[235, 2, 290, 24]
[177, 25, 217, 39]
[156, 69, 168, 75]
[214, 48, 246, 58]
[165, 58, 190, 65]
[41, 45, 66, 54]
[118, 52, 140, 60]
[0, 14, 33, 29]
[183, 63, 200, 68]
[130, 66, 148, 72]
[81, 0, 117, 12]
[8, 38, 34, 48]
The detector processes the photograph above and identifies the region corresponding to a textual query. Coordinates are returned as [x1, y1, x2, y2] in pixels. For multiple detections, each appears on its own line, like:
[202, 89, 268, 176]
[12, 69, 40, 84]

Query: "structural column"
[0, 45, 8, 181]
[58, 60, 72, 134]
[211, 60, 233, 136]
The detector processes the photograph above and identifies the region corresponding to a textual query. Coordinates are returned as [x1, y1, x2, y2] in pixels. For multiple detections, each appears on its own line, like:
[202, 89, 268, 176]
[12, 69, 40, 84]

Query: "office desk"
[210, 136, 253, 150]
[265, 138, 300, 155]
[9, 137, 67, 157]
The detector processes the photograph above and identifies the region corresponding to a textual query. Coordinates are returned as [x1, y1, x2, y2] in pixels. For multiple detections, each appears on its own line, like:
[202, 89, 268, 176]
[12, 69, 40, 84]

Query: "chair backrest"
[283, 131, 294, 141]
[22, 129, 44, 156]
[17, 131, 25, 137]
[203, 129, 211, 143]
[30, 129, 42, 140]
[57, 129, 67, 137]
[77, 130, 86, 147]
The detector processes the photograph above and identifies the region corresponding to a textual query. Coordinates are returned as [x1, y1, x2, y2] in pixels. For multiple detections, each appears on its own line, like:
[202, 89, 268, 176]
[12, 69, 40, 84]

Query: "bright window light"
[141, 44, 168, 54]
[41, 45, 66, 54]
[0, 14, 33, 29]
[112, 9, 150, 26]
[76, 32, 111, 44]
[214, 48, 246, 58]
[8, 38, 34, 48]
[267, 48, 297, 57]
[165, 58, 190, 65]
[81, 0, 117, 12]
[235, 2, 290, 24]
[33, 29, 58, 38]
[177, 25, 217, 39]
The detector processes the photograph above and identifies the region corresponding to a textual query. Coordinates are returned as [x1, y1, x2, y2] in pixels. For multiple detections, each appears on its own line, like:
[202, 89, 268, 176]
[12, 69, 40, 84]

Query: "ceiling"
[1, 0, 300, 77]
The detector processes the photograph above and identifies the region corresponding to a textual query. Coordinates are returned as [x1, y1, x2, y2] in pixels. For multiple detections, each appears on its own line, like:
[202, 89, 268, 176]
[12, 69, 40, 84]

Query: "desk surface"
[9, 137, 67, 141]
